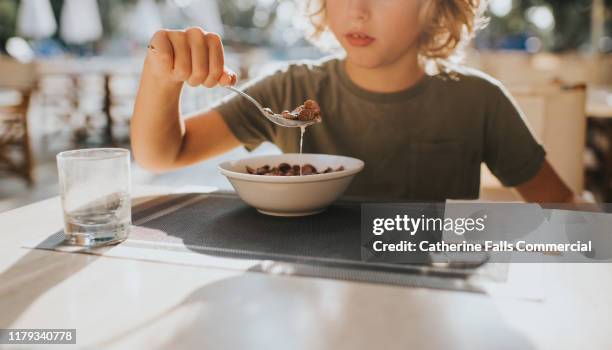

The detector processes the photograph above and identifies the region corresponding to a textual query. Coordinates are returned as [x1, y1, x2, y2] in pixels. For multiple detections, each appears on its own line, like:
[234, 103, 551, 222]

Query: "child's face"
[326, 0, 423, 68]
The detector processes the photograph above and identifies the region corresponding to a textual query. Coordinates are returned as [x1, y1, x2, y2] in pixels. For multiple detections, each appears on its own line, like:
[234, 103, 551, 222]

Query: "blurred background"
[0, 0, 611, 211]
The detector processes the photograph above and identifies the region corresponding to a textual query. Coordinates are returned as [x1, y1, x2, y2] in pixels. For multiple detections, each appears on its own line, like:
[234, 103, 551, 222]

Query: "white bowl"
[218, 153, 364, 216]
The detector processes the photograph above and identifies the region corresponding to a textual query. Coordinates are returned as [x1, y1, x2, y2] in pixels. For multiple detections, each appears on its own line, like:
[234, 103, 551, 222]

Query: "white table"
[1, 186, 611, 349]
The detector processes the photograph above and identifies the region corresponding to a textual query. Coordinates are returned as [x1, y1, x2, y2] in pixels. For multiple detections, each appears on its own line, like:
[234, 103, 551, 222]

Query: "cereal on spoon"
[263, 100, 322, 122]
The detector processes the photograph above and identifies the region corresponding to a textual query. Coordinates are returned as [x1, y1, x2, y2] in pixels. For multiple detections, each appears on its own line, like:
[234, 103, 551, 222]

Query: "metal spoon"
[224, 86, 318, 128]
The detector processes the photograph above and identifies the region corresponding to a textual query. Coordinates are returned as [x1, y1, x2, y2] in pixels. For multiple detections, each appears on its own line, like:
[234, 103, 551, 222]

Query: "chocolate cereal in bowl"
[218, 153, 364, 216]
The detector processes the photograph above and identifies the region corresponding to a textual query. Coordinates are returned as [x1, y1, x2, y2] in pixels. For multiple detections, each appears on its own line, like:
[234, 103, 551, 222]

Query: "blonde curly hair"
[305, 0, 488, 72]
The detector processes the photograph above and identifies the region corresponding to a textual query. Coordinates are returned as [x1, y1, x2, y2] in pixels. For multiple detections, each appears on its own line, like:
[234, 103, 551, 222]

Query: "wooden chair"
[0, 58, 38, 185]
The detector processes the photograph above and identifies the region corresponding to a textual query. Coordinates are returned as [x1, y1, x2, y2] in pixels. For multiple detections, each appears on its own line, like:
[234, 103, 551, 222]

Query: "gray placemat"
[28, 193, 496, 293]
[131, 193, 489, 289]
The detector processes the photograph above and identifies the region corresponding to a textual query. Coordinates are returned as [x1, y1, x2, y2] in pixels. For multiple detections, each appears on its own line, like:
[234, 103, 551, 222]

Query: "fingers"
[147, 27, 237, 87]
[186, 27, 208, 87]
[219, 68, 238, 87]
[203, 33, 224, 88]
[166, 30, 191, 81]
[147, 30, 174, 77]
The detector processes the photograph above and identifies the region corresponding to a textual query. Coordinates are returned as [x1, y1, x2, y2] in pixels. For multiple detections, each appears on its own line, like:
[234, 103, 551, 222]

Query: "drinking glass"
[57, 148, 131, 246]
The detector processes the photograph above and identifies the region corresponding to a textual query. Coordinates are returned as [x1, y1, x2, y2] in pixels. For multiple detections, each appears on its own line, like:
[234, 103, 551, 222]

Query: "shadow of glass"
[0, 194, 167, 328]
[0, 231, 100, 328]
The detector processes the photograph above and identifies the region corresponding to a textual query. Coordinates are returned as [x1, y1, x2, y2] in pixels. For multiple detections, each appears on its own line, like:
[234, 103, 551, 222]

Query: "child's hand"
[144, 27, 237, 88]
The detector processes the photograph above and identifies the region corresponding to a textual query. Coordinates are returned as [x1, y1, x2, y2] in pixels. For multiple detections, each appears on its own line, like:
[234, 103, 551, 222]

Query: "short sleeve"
[213, 70, 287, 152]
[483, 84, 547, 187]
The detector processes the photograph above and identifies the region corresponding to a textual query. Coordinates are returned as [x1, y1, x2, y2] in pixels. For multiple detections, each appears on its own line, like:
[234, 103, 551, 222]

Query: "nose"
[346, 0, 370, 21]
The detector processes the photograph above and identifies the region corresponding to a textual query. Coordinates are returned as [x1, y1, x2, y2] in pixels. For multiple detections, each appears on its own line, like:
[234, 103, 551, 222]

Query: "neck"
[344, 51, 424, 93]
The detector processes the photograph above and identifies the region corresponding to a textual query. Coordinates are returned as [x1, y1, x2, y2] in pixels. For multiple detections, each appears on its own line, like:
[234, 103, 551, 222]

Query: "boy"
[131, 0, 575, 202]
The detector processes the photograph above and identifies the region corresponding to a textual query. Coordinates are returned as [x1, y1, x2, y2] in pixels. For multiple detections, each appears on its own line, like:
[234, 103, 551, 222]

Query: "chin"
[344, 52, 389, 69]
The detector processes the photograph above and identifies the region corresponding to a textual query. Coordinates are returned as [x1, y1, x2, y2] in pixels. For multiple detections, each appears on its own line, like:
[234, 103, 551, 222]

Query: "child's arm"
[515, 160, 577, 203]
[131, 27, 239, 172]
[482, 82, 584, 204]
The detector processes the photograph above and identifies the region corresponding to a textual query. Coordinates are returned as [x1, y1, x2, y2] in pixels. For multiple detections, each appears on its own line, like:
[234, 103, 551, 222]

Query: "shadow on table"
[0, 193, 177, 328]
[0, 231, 101, 328]
[0, 193, 526, 346]
[94, 273, 535, 350]
[129, 193, 492, 292]
[95, 193, 533, 348]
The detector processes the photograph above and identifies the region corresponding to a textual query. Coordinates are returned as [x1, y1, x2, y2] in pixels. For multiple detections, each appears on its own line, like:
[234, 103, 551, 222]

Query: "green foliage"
[485, 0, 601, 51]
[0, 0, 18, 50]
[525, 0, 593, 51]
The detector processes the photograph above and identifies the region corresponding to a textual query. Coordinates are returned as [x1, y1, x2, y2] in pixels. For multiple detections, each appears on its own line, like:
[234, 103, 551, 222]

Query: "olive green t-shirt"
[213, 56, 546, 201]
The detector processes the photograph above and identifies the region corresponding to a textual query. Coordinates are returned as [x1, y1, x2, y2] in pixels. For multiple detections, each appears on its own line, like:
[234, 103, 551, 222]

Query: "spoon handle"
[224, 86, 266, 113]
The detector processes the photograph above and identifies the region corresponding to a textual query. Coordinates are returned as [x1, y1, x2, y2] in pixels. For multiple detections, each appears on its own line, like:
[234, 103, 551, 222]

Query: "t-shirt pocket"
[407, 140, 472, 200]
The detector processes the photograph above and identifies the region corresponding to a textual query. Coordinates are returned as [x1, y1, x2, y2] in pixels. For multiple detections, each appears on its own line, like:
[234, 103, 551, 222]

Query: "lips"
[345, 32, 375, 47]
